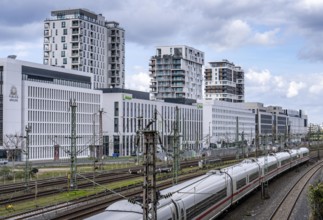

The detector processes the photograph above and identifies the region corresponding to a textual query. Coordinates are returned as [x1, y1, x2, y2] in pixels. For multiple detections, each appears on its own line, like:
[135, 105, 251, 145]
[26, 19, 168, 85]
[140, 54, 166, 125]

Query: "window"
[63, 43, 67, 49]
[61, 36, 65, 42]
[61, 21, 66, 28]
[236, 177, 246, 190]
[53, 22, 55, 28]
[63, 29, 67, 35]
[61, 51, 65, 57]
[52, 37, 55, 43]
[63, 58, 67, 64]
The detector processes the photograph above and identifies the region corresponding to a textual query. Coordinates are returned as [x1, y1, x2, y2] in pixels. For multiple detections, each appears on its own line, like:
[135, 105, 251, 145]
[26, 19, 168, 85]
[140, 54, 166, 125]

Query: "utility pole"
[142, 110, 158, 220]
[24, 125, 32, 192]
[262, 134, 270, 199]
[241, 131, 245, 159]
[235, 116, 239, 146]
[92, 113, 96, 158]
[136, 116, 144, 165]
[69, 99, 77, 190]
[142, 131, 157, 220]
[255, 110, 260, 158]
[317, 125, 320, 160]
[99, 109, 104, 159]
[173, 106, 180, 185]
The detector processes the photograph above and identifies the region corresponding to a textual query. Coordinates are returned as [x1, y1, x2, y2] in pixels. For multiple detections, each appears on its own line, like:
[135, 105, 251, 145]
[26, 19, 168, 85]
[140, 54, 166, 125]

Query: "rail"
[269, 160, 323, 220]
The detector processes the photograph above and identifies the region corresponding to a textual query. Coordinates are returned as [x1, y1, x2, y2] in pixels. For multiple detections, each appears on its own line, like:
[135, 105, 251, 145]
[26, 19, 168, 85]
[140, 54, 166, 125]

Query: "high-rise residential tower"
[149, 45, 204, 100]
[43, 9, 125, 89]
[204, 59, 244, 102]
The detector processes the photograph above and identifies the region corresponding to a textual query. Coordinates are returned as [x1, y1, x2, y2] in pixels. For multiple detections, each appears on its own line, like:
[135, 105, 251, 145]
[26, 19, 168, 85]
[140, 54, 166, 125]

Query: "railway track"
[0, 157, 230, 206]
[5, 170, 205, 220]
[0, 156, 240, 219]
[269, 160, 323, 220]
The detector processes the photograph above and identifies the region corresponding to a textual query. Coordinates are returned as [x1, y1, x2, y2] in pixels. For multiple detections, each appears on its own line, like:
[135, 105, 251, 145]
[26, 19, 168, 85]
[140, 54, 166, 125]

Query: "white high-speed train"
[87, 147, 310, 220]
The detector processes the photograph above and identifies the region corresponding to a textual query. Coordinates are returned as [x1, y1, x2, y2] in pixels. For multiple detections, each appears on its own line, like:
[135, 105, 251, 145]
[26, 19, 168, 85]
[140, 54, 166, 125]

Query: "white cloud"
[252, 28, 280, 45]
[309, 76, 323, 94]
[273, 76, 285, 88]
[245, 69, 309, 99]
[213, 19, 252, 51]
[245, 69, 271, 86]
[125, 71, 150, 92]
[286, 81, 306, 98]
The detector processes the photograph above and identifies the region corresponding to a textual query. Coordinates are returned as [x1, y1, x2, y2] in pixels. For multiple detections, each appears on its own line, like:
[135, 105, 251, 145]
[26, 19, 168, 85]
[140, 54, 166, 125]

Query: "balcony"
[71, 20, 81, 27]
[72, 58, 82, 65]
[71, 37, 79, 42]
[44, 30, 51, 37]
[44, 23, 50, 30]
[71, 52, 79, 57]
[44, 44, 51, 51]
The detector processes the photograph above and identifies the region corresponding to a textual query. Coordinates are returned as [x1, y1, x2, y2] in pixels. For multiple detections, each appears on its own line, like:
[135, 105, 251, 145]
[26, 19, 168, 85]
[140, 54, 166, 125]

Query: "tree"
[3, 133, 25, 182]
[308, 182, 323, 219]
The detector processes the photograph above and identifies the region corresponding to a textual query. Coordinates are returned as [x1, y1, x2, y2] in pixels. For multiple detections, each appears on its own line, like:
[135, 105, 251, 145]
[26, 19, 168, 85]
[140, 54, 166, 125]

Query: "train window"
[268, 164, 277, 172]
[281, 159, 289, 165]
[181, 209, 184, 220]
[303, 153, 308, 157]
[236, 178, 246, 190]
[186, 188, 227, 219]
[249, 172, 259, 182]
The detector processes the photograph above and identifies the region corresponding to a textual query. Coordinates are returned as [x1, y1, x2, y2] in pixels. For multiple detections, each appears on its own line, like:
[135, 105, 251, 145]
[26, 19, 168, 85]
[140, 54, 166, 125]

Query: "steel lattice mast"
[70, 99, 77, 190]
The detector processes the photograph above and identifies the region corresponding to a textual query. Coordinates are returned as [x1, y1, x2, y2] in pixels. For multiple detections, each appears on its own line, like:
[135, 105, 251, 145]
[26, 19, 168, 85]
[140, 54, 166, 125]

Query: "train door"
[176, 199, 186, 220]
[170, 200, 179, 220]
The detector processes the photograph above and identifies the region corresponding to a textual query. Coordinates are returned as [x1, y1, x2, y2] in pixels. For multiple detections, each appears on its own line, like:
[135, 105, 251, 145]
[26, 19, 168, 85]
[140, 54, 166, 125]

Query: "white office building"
[244, 102, 308, 145]
[203, 99, 255, 148]
[149, 45, 204, 101]
[101, 89, 203, 156]
[0, 58, 102, 161]
[285, 109, 308, 142]
[43, 8, 125, 89]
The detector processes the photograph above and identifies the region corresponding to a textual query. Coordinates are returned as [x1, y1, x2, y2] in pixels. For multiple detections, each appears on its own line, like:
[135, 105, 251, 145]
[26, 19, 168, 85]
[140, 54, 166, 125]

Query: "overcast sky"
[0, 0, 323, 123]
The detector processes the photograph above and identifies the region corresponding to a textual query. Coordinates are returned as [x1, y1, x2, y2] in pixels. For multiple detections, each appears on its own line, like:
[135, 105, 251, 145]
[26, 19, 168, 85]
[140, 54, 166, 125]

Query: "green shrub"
[308, 182, 323, 219]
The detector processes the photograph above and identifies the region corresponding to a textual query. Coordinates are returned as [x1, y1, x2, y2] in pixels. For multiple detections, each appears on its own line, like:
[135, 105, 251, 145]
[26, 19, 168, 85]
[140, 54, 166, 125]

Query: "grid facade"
[205, 59, 244, 102]
[43, 9, 125, 89]
[149, 45, 204, 100]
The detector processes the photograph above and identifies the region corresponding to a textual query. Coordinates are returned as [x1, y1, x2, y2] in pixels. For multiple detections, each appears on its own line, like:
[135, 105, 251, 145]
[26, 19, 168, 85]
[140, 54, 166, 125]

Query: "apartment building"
[43, 8, 125, 89]
[149, 45, 204, 101]
[204, 59, 244, 102]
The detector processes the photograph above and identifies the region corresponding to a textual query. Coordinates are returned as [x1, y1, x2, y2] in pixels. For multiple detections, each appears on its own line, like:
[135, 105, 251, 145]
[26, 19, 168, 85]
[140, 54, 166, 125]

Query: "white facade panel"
[203, 99, 255, 148]
[102, 91, 203, 156]
[0, 58, 102, 161]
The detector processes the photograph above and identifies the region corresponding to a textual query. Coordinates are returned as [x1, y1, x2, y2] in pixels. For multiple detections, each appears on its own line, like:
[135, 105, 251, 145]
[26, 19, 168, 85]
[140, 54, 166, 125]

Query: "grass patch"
[0, 176, 143, 218]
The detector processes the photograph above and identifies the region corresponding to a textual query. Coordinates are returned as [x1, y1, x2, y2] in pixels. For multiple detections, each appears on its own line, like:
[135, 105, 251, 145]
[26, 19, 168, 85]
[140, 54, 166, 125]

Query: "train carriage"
[86, 147, 310, 220]
[257, 155, 279, 182]
[276, 151, 292, 174]
[221, 161, 260, 204]
[298, 147, 310, 163]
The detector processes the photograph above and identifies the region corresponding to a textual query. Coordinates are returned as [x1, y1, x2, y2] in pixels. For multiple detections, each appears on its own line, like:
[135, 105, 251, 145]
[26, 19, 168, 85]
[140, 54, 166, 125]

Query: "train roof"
[85, 199, 142, 219]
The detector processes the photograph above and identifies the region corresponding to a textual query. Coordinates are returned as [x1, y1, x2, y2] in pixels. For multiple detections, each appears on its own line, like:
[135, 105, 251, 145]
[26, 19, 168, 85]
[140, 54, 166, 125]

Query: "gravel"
[220, 160, 320, 220]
